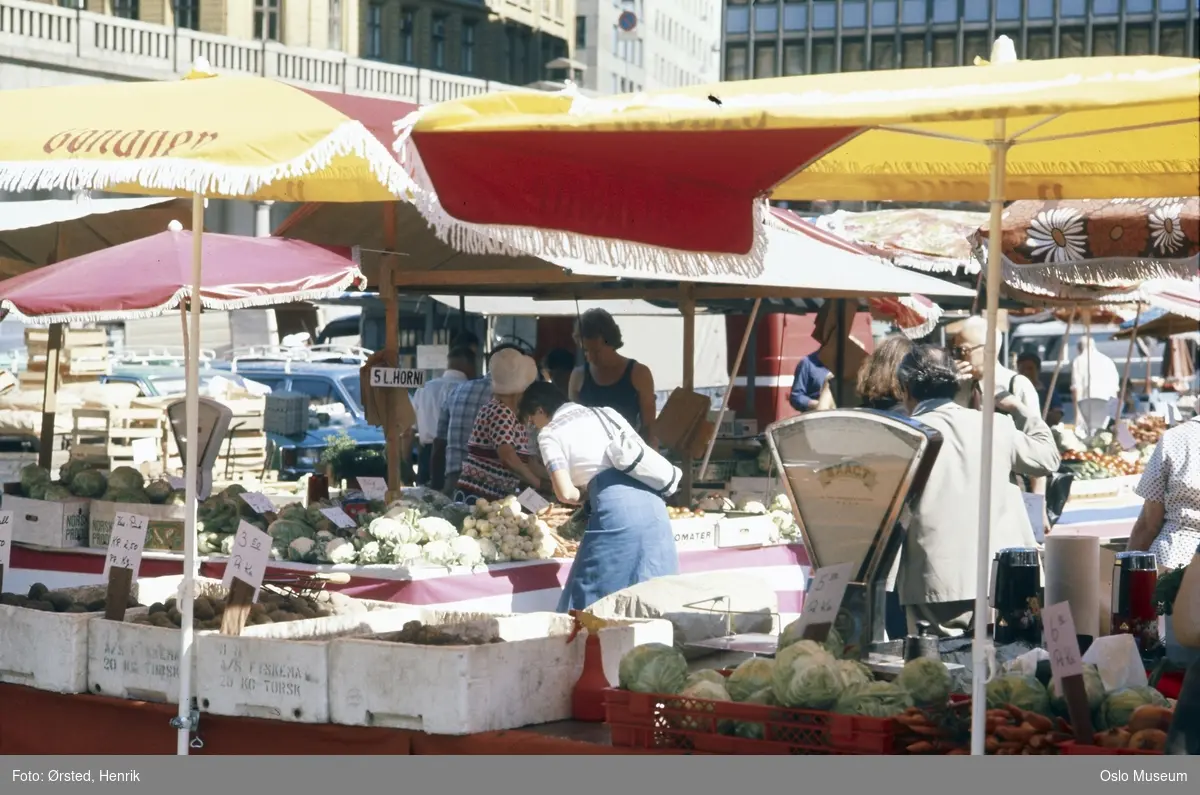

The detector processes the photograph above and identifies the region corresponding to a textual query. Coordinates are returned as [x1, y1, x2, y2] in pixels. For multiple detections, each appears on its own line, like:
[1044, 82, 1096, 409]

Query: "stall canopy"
[1114, 280, 1200, 339]
[428, 295, 683, 317]
[815, 208, 987, 274]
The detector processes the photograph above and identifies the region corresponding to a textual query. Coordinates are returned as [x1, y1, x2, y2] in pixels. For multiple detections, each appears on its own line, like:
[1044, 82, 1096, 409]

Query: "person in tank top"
[567, 308, 659, 446]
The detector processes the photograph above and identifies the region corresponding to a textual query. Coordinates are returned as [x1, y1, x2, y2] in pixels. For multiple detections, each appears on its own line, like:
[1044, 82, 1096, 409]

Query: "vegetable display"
[617, 643, 688, 695]
[375, 620, 501, 646]
[460, 495, 558, 562]
[1095, 686, 1169, 731]
[898, 657, 953, 708]
[985, 674, 1052, 717]
[725, 657, 775, 702]
[1047, 663, 1105, 717]
[16, 462, 185, 505]
[129, 592, 334, 630]
[0, 582, 141, 613]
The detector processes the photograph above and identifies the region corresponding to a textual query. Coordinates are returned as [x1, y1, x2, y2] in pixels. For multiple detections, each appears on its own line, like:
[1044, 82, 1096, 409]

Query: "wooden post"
[219, 579, 256, 636]
[103, 566, 135, 622]
[835, 299, 848, 407]
[680, 286, 696, 505]
[381, 205, 402, 497]
[37, 322, 65, 470]
[1043, 306, 1076, 421]
[699, 298, 760, 480]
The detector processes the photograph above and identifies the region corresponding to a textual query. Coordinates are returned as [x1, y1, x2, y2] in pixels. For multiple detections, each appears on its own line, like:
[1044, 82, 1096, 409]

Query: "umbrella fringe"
[991, 253, 1199, 293]
[0, 271, 365, 327]
[392, 111, 768, 280]
[0, 122, 413, 200]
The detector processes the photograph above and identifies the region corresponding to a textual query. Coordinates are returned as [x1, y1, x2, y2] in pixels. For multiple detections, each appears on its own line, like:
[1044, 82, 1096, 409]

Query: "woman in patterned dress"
[455, 348, 544, 503]
[1129, 414, 1200, 571]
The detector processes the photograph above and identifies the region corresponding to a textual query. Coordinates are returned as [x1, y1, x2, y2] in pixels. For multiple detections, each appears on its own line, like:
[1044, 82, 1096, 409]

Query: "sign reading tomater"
[370, 367, 426, 388]
[44, 129, 221, 158]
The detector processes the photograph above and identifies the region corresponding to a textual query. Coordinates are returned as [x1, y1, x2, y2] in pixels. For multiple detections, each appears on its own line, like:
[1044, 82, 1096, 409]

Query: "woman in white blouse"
[519, 381, 678, 612]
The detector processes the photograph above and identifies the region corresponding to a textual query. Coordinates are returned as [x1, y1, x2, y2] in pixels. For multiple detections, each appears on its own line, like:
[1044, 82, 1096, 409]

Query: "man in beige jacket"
[895, 345, 1061, 637]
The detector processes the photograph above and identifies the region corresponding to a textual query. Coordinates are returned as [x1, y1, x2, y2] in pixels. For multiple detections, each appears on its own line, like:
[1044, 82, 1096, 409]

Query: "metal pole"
[1043, 306, 1076, 420]
[835, 299, 847, 406]
[699, 299, 760, 480]
[1115, 303, 1144, 422]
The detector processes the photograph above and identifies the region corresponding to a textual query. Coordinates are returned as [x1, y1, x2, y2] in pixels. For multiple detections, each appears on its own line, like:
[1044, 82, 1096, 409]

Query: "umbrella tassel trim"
[392, 112, 769, 279]
[0, 122, 414, 200]
[998, 255, 1199, 292]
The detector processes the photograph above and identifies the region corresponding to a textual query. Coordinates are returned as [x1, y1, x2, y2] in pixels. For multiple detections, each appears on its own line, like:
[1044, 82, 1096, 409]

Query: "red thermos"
[1111, 551, 1159, 652]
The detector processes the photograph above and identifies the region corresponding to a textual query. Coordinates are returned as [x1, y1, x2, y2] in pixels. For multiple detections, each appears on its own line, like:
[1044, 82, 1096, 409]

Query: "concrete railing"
[0, 0, 522, 103]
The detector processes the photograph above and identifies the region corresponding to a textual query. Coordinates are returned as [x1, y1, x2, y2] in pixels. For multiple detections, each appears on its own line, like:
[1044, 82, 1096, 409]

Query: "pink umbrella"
[0, 225, 365, 324]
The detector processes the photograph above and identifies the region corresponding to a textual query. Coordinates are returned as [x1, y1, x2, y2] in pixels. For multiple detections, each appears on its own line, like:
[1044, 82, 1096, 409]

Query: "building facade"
[721, 0, 1198, 80]
[575, 0, 721, 94]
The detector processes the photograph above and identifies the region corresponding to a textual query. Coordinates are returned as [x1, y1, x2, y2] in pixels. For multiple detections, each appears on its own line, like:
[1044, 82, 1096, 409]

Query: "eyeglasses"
[952, 343, 984, 360]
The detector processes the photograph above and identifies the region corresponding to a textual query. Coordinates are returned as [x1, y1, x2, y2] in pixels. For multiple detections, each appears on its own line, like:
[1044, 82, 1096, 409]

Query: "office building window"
[112, 0, 138, 18]
[812, 40, 836, 73]
[842, 39, 865, 71]
[727, 0, 750, 35]
[755, 1, 778, 32]
[365, 2, 382, 58]
[1159, 23, 1187, 55]
[462, 21, 476, 73]
[1126, 0, 1152, 11]
[575, 16, 586, 48]
[1060, 0, 1085, 16]
[932, 35, 955, 67]
[964, 33, 990, 64]
[1092, 26, 1119, 56]
[783, 0, 807, 31]
[725, 44, 749, 80]
[400, 9, 414, 64]
[813, 2, 836, 29]
[1027, 31, 1052, 60]
[254, 0, 281, 41]
[843, 1, 866, 27]
[1159, 0, 1187, 11]
[1028, 0, 1053, 18]
[755, 42, 776, 77]
[871, 37, 896, 69]
[783, 42, 806, 75]
[872, 0, 896, 26]
[901, 36, 925, 68]
[1093, 0, 1119, 14]
[1126, 24, 1152, 54]
[328, 0, 342, 50]
[611, 74, 619, 93]
[173, 0, 199, 30]
[901, 0, 925, 24]
[932, 0, 956, 23]
[964, 0, 989, 21]
[996, 0, 1021, 20]
[431, 16, 446, 69]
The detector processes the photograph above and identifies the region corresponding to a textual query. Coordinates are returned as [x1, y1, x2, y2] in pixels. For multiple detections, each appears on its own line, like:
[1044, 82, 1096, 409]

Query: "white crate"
[328, 612, 674, 735]
[1067, 475, 1141, 501]
[0, 583, 137, 694]
[1, 486, 90, 548]
[716, 514, 775, 549]
[671, 516, 718, 551]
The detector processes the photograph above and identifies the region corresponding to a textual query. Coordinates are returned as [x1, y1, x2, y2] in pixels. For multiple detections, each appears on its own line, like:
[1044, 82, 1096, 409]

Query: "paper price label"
[222, 520, 271, 595]
[798, 562, 855, 628]
[356, 477, 388, 501]
[320, 507, 357, 529]
[1043, 601, 1084, 685]
[0, 510, 12, 571]
[239, 492, 276, 515]
[1022, 492, 1046, 544]
[1116, 420, 1137, 451]
[103, 512, 148, 578]
[517, 488, 550, 515]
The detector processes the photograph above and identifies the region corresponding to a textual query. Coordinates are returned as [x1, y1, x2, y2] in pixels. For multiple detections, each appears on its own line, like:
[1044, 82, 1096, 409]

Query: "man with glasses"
[951, 316, 1040, 414]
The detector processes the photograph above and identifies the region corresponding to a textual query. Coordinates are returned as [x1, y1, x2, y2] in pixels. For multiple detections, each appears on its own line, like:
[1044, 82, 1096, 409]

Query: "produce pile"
[1061, 448, 1145, 480]
[375, 619, 502, 646]
[129, 591, 335, 630]
[1058, 426, 1155, 480]
[0, 582, 141, 613]
[18, 462, 183, 505]
[1127, 415, 1167, 447]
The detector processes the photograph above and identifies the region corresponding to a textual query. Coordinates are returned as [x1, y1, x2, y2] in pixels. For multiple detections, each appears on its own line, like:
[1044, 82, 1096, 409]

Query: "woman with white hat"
[455, 348, 544, 502]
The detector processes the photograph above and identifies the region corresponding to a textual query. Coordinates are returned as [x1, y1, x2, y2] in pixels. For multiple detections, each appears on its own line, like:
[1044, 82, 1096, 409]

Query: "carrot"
[906, 724, 946, 738]
[1006, 705, 1026, 722]
[995, 748, 1016, 755]
[906, 741, 935, 754]
[987, 709, 1012, 721]
[1056, 717, 1073, 733]
[1023, 713, 1053, 733]
[947, 748, 970, 755]
[985, 736, 1001, 754]
[894, 713, 927, 727]
[994, 740, 1024, 752]
[995, 725, 1037, 743]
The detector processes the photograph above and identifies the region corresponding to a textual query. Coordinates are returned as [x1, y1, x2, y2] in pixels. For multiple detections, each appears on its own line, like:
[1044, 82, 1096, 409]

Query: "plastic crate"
[604, 688, 900, 755]
[264, 392, 310, 436]
[1058, 741, 1163, 756]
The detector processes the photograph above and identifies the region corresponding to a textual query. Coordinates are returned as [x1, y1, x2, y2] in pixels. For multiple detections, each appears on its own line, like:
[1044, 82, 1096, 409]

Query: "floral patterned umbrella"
[816, 208, 987, 275]
[975, 197, 1199, 296]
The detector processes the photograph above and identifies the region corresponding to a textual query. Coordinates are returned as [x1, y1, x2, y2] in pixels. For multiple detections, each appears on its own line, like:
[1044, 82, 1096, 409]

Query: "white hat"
[491, 348, 538, 395]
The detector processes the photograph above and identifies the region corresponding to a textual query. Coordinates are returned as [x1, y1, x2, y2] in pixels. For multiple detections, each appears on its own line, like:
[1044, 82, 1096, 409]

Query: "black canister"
[991, 547, 1042, 645]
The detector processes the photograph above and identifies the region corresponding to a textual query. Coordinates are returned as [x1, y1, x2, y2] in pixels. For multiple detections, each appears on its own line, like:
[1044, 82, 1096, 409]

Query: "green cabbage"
[985, 674, 1051, 716]
[1096, 686, 1168, 730]
[897, 658, 952, 708]
[617, 643, 688, 695]
[836, 659, 873, 689]
[777, 620, 844, 659]
[222, 483, 248, 498]
[726, 657, 775, 702]
[277, 503, 311, 524]
[20, 464, 51, 497]
[102, 489, 150, 504]
[834, 681, 914, 718]
[773, 639, 826, 674]
[145, 480, 174, 504]
[107, 466, 145, 493]
[59, 458, 92, 485]
[675, 680, 732, 732]
[41, 484, 74, 502]
[679, 680, 731, 702]
[1048, 663, 1105, 717]
[772, 648, 842, 709]
[733, 687, 776, 740]
[69, 469, 107, 498]
[684, 670, 727, 689]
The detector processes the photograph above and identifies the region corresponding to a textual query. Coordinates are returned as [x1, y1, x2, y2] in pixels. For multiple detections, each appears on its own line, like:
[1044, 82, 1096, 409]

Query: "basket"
[1058, 741, 1164, 756]
[604, 688, 901, 755]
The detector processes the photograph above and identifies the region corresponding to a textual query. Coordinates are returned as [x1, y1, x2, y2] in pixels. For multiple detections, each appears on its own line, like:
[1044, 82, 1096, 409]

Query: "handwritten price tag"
[356, 477, 388, 501]
[798, 562, 855, 628]
[1116, 420, 1137, 451]
[0, 510, 12, 571]
[239, 492, 276, 515]
[517, 487, 550, 514]
[103, 512, 148, 578]
[1022, 492, 1046, 544]
[221, 520, 271, 596]
[1043, 601, 1084, 685]
[319, 507, 357, 529]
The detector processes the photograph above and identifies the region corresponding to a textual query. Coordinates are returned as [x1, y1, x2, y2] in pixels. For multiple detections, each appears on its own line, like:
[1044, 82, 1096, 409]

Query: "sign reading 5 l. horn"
[370, 367, 426, 388]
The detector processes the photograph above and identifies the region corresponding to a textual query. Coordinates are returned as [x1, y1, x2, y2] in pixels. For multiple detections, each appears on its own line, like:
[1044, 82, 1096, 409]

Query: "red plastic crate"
[1059, 741, 1163, 756]
[604, 688, 902, 755]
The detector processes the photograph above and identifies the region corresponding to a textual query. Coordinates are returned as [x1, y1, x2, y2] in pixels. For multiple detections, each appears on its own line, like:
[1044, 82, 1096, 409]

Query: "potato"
[1126, 705, 1173, 734]
[193, 597, 216, 621]
[1127, 729, 1167, 752]
[148, 602, 167, 615]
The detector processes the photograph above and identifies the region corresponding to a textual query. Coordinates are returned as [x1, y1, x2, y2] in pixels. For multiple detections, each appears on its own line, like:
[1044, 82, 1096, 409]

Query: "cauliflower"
[369, 516, 419, 545]
[534, 532, 557, 560]
[392, 542, 423, 565]
[357, 540, 385, 564]
[220, 534, 236, 556]
[477, 537, 502, 563]
[738, 500, 767, 515]
[324, 537, 358, 565]
[288, 537, 317, 563]
[450, 535, 484, 567]
[416, 516, 458, 543]
[422, 539, 457, 566]
[769, 493, 791, 513]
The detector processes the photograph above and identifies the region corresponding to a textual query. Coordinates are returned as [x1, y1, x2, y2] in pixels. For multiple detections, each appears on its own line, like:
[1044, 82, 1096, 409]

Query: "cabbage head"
[268, 519, 313, 554]
[773, 639, 827, 675]
[59, 458, 92, 484]
[277, 503, 311, 525]
[726, 657, 775, 702]
[618, 643, 688, 695]
[107, 466, 145, 493]
[985, 674, 1051, 716]
[103, 489, 150, 504]
[675, 680, 732, 732]
[1096, 686, 1168, 730]
[20, 464, 51, 496]
[679, 680, 730, 703]
[41, 484, 74, 502]
[834, 681, 914, 718]
[685, 670, 727, 689]
[836, 659, 873, 689]
[772, 649, 842, 709]
[733, 687, 777, 740]
[145, 480, 174, 504]
[69, 469, 107, 498]
[897, 658, 952, 708]
[777, 619, 844, 659]
[1048, 663, 1105, 717]
[222, 483, 248, 498]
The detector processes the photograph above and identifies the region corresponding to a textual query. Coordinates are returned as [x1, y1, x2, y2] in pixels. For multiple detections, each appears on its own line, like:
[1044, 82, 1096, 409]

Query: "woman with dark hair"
[568, 308, 659, 445]
[519, 381, 678, 612]
[856, 335, 914, 413]
[894, 345, 1060, 637]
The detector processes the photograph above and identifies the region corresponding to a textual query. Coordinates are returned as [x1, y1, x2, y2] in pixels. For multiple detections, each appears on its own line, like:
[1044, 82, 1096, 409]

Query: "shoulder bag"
[588, 407, 682, 498]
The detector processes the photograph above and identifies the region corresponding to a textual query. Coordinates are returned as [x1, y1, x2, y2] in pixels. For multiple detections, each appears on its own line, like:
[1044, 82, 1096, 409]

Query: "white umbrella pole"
[972, 117, 1008, 756]
[699, 298, 761, 480]
[1043, 306, 1076, 421]
[175, 193, 204, 756]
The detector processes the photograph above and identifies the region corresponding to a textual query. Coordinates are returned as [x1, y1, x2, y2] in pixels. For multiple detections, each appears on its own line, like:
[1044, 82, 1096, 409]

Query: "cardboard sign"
[370, 367, 426, 389]
[517, 488, 550, 514]
[0, 510, 12, 571]
[798, 562, 856, 628]
[416, 344, 450, 371]
[1023, 492, 1046, 544]
[103, 512, 148, 577]
[222, 521, 271, 594]
[357, 477, 388, 501]
[1116, 420, 1137, 451]
[320, 507, 357, 530]
[239, 492, 276, 515]
[1043, 601, 1085, 685]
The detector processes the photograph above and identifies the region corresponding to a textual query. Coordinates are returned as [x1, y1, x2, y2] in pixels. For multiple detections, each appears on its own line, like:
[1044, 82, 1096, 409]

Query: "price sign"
[517, 487, 550, 514]
[239, 492, 276, 515]
[103, 512, 148, 578]
[320, 507, 357, 530]
[1022, 492, 1046, 544]
[1116, 420, 1137, 451]
[167, 476, 186, 490]
[357, 477, 388, 501]
[370, 367, 426, 389]
[798, 562, 855, 628]
[1043, 601, 1084, 685]
[132, 437, 158, 465]
[221, 520, 270, 595]
[0, 510, 12, 571]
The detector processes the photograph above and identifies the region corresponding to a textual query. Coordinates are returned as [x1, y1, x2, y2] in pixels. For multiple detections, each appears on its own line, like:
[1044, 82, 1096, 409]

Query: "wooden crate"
[68, 408, 165, 472]
[24, 328, 108, 352]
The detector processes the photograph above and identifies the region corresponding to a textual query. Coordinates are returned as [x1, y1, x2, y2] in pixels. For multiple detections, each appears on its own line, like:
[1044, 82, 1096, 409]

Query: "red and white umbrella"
[1142, 278, 1200, 323]
[767, 207, 943, 338]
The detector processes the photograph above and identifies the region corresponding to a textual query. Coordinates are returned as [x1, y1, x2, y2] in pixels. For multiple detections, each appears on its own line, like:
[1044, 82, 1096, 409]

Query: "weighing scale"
[166, 398, 234, 501]
[688, 409, 962, 676]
